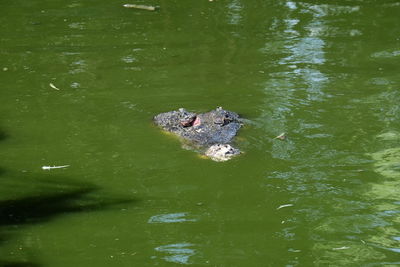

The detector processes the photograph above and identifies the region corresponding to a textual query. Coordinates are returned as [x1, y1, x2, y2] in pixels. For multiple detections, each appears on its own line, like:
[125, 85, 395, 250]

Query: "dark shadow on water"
[0, 129, 7, 142]
[0, 130, 138, 266]
[0, 128, 7, 178]
[0, 169, 137, 226]
[0, 170, 138, 266]
[0, 186, 134, 226]
[0, 261, 40, 267]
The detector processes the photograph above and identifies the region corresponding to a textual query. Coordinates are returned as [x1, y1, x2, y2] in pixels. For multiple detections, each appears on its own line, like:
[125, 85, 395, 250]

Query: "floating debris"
[42, 165, 70, 170]
[123, 4, 156, 11]
[49, 83, 60, 90]
[275, 133, 287, 140]
[332, 246, 350, 250]
[277, 203, 294, 210]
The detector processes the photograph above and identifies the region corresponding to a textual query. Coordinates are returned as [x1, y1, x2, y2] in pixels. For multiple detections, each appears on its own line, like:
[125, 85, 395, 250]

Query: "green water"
[1, 0, 399, 266]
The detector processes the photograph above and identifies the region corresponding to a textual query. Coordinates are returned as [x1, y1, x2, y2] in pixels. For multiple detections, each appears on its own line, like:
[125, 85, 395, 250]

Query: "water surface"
[1, 0, 399, 266]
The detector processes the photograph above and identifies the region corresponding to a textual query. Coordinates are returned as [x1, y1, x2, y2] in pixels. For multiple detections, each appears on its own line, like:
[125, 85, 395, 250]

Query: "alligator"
[153, 107, 242, 161]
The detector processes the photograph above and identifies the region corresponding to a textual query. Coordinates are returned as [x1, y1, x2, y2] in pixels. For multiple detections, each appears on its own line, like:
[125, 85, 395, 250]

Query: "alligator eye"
[180, 116, 196, 127]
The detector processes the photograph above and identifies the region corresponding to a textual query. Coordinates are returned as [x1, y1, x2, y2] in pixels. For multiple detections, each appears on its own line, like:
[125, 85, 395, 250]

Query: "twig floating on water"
[42, 165, 70, 170]
[332, 246, 350, 250]
[123, 4, 156, 11]
[277, 203, 294, 210]
[49, 83, 60, 90]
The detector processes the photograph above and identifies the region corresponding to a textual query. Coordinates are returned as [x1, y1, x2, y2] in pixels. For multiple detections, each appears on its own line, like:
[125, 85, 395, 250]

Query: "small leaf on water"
[275, 133, 286, 140]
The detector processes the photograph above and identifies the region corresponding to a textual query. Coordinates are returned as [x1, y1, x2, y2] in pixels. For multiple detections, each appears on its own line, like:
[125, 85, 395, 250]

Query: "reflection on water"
[371, 49, 400, 59]
[226, 0, 243, 26]
[69, 59, 87, 74]
[309, 131, 400, 263]
[256, 1, 400, 265]
[68, 22, 86, 30]
[366, 132, 400, 259]
[154, 243, 196, 265]
[148, 212, 197, 224]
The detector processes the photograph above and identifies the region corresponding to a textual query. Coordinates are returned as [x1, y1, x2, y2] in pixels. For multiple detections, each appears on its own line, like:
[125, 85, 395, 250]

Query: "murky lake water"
[1, 0, 399, 266]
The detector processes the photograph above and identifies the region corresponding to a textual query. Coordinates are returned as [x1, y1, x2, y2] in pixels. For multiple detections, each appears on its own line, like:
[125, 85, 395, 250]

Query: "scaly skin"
[154, 107, 242, 161]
